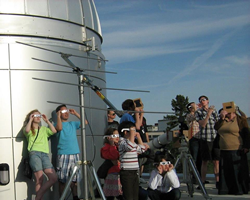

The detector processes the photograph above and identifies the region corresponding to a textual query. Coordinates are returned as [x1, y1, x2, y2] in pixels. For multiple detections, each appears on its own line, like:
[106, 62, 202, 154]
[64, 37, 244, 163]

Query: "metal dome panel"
[0, 0, 102, 36]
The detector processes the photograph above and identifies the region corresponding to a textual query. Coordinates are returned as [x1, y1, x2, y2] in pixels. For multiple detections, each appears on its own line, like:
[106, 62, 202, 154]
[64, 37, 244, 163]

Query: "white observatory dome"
[0, 1, 107, 199]
[0, 0, 102, 44]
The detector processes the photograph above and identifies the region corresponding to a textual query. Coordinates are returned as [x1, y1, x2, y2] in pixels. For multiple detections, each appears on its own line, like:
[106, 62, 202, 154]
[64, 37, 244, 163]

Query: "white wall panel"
[0, 70, 12, 138]
[0, 44, 9, 69]
[0, 139, 15, 199]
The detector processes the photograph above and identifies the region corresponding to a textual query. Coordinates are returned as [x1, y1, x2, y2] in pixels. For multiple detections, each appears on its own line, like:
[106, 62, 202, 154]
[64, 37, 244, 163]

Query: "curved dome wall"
[0, 0, 102, 36]
[0, 0, 106, 199]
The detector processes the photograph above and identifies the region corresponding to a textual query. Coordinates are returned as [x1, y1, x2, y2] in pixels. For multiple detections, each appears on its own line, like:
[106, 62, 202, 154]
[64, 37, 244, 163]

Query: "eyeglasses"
[121, 128, 136, 132]
[103, 134, 119, 139]
[61, 109, 69, 113]
[154, 161, 171, 166]
[112, 113, 116, 116]
[33, 114, 42, 118]
[200, 98, 207, 102]
[160, 161, 171, 165]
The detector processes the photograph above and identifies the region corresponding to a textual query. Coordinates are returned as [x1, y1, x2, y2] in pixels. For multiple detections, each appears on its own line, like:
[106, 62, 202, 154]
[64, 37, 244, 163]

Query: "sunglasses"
[33, 114, 42, 118]
[61, 109, 69, 113]
[200, 98, 207, 102]
[103, 134, 119, 139]
[112, 113, 116, 116]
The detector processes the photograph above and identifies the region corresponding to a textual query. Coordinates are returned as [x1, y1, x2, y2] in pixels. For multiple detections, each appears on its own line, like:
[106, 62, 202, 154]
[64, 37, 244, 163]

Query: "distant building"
[147, 119, 181, 143]
[158, 119, 170, 131]
[147, 124, 158, 132]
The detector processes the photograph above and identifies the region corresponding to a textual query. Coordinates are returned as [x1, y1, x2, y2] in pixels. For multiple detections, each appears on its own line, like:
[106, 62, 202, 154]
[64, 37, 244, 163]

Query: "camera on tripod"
[170, 116, 190, 149]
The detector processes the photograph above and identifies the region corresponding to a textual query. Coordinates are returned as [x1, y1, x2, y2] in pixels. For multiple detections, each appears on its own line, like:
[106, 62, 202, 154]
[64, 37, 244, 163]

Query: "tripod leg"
[182, 153, 194, 197]
[86, 167, 96, 200]
[187, 163, 194, 197]
[174, 154, 182, 168]
[187, 155, 211, 200]
[88, 162, 106, 200]
[175, 152, 194, 197]
[60, 164, 80, 200]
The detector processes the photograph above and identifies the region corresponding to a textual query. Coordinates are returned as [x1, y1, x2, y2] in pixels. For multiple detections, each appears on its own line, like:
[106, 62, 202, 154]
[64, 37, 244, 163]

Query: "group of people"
[101, 99, 181, 200]
[186, 95, 250, 195]
[23, 104, 82, 200]
[24, 94, 250, 199]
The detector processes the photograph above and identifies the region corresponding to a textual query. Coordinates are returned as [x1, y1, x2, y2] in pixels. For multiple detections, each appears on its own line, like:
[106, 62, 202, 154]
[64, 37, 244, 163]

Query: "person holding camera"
[195, 95, 220, 189]
[120, 99, 143, 130]
[186, 102, 201, 177]
[132, 102, 151, 184]
[23, 109, 57, 200]
[147, 154, 181, 200]
[215, 106, 250, 195]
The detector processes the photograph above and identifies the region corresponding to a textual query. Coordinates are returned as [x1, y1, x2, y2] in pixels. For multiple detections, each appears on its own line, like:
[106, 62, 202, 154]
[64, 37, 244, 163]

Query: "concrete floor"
[95, 175, 250, 200]
[175, 178, 250, 200]
[139, 175, 250, 200]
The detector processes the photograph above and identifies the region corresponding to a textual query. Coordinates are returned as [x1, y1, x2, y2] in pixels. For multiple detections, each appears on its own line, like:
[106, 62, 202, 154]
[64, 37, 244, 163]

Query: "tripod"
[174, 140, 211, 200]
[60, 160, 106, 200]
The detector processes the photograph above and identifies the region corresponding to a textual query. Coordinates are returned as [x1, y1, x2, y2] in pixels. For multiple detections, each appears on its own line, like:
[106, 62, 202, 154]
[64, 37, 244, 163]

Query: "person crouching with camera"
[147, 155, 181, 200]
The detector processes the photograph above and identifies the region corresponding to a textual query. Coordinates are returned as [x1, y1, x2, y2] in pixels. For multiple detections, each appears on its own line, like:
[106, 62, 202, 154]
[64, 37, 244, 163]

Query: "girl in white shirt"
[147, 155, 181, 200]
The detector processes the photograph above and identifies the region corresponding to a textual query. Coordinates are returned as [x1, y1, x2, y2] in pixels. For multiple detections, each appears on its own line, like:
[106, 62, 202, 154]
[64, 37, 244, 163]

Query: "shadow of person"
[47, 110, 59, 199]
[15, 127, 36, 199]
[50, 110, 58, 169]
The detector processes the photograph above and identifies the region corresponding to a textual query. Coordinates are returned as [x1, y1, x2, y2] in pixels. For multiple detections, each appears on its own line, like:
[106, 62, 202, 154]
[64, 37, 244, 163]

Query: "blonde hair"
[23, 109, 40, 136]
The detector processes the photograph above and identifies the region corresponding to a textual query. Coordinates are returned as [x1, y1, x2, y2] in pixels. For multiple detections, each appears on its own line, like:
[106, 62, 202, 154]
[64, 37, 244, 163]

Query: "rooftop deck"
[140, 174, 250, 200]
[95, 174, 250, 200]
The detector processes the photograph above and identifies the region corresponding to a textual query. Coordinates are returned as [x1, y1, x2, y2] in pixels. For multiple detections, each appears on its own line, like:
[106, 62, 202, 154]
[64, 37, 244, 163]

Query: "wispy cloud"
[128, 28, 242, 90]
[166, 28, 240, 84]
[103, 15, 249, 47]
[95, 0, 250, 123]
[101, 12, 249, 65]
[224, 55, 250, 66]
[105, 44, 205, 64]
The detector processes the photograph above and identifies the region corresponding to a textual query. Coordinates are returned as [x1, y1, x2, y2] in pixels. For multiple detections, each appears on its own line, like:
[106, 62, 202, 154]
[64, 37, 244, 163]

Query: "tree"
[171, 94, 189, 118]
[164, 115, 178, 131]
[164, 94, 189, 131]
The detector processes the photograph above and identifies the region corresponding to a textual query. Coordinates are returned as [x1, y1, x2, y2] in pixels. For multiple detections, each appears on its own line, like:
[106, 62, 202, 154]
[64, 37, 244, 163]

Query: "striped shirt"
[118, 137, 145, 170]
[195, 108, 219, 142]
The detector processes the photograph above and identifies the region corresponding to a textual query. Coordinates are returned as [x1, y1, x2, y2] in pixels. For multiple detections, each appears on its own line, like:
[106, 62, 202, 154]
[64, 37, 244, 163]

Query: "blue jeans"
[189, 137, 201, 174]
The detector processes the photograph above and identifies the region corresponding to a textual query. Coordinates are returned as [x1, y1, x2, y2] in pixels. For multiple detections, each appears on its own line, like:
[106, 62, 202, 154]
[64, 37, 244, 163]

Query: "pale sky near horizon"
[94, 0, 250, 125]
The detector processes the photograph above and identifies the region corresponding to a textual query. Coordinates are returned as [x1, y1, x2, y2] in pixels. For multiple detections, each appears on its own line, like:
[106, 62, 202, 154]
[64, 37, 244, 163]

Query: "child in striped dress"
[101, 128, 123, 200]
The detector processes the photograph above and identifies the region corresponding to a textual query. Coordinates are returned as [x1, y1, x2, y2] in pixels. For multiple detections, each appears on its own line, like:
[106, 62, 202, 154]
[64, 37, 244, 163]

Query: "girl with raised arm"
[23, 109, 57, 200]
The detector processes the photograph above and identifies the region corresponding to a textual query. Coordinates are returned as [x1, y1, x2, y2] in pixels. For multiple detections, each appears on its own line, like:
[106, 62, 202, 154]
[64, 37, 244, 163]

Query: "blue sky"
[94, 0, 250, 125]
